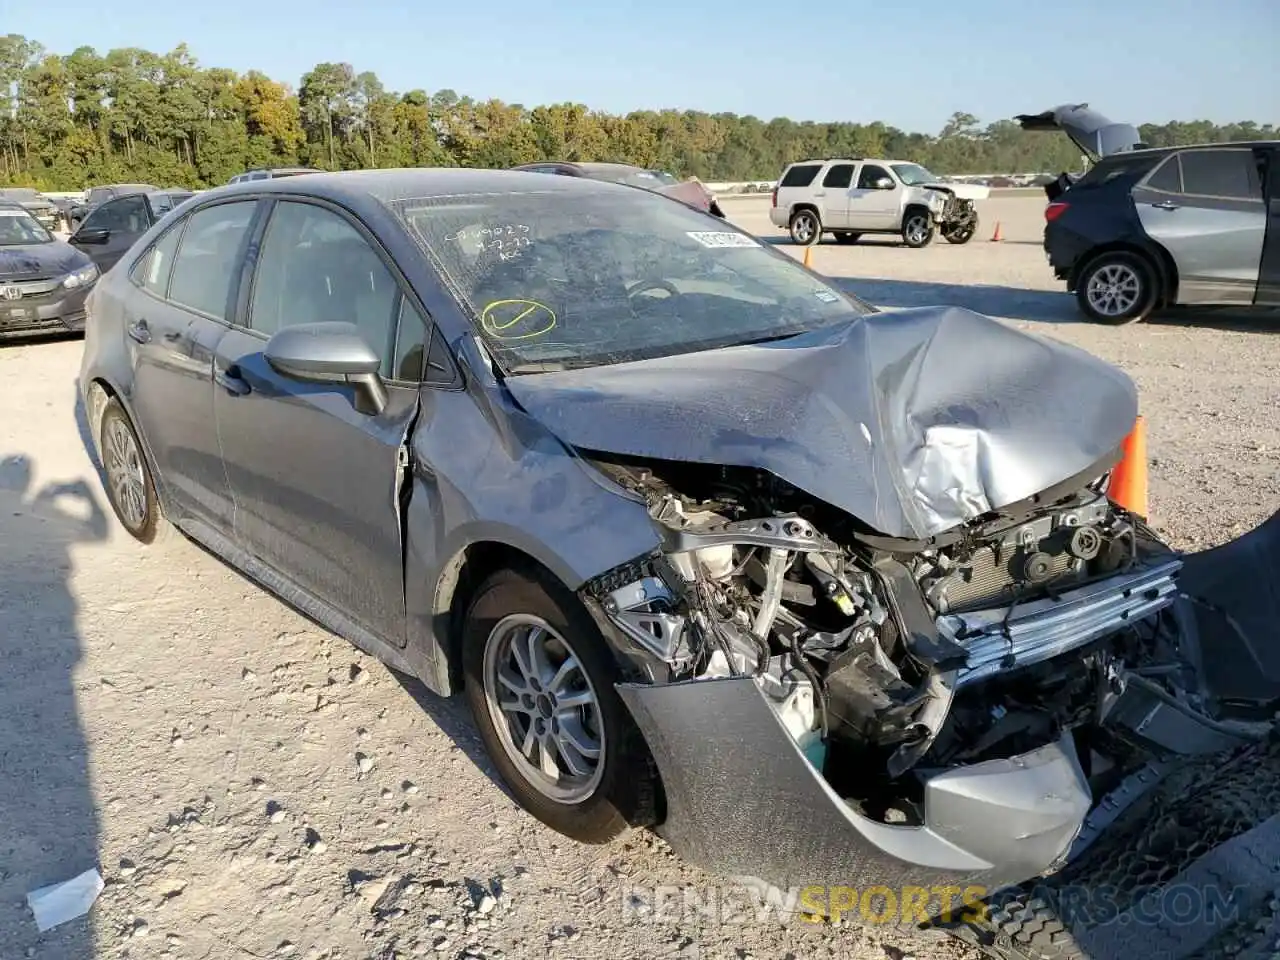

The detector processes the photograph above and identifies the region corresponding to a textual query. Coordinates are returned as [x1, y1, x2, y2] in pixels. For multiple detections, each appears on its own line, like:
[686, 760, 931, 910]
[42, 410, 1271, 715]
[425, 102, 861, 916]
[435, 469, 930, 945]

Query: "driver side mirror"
[264, 321, 388, 416]
[73, 228, 110, 245]
[872, 177, 895, 190]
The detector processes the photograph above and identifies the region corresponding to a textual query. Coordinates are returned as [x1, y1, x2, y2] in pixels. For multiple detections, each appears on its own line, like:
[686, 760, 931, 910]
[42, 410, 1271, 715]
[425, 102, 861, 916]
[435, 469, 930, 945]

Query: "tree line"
[2, 34, 1275, 191]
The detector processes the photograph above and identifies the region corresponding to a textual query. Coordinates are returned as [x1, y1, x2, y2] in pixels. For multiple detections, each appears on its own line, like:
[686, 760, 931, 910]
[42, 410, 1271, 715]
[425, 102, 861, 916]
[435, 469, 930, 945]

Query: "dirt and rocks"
[1, 193, 1276, 959]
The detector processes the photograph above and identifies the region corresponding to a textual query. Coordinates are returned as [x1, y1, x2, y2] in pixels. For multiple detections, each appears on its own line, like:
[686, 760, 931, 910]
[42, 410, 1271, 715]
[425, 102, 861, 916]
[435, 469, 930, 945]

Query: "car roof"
[1120, 140, 1280, 157]
[571, 162, 647, 175]
[786, 158, 913, 166]
[0, 198, 28, 210]
[211, 167, 646, 207]
[0, 187, 40, 196]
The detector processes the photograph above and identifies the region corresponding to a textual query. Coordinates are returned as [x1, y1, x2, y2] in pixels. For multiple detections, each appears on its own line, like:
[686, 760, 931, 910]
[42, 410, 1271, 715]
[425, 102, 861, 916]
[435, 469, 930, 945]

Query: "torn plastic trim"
[618, 676, 1091, 890]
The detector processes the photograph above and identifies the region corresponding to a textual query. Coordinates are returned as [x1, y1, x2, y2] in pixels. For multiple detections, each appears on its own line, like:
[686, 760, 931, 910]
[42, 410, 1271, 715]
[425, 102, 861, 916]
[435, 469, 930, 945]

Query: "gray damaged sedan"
[79, 169, 1279, 957]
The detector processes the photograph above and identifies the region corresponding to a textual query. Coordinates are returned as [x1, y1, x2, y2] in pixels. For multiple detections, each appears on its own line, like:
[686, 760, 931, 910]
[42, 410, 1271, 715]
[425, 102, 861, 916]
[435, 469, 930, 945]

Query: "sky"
[3, 0, 1277, 134]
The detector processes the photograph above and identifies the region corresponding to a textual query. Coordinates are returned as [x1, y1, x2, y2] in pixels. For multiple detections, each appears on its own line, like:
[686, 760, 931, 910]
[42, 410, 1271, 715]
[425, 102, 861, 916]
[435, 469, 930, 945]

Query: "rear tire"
[789, 208, 822, 246]
[834, 232, 861, 245]
[901, 209, 934, 248]
[1075, 251, 1157, 324]
[99, 398, 168, 545]
[462, 566, 659, 844]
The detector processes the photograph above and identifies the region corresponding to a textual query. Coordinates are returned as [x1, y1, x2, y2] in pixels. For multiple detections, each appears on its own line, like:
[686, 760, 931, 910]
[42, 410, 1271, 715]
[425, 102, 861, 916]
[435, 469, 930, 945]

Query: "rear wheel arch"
[1071, 241, 1177, 303]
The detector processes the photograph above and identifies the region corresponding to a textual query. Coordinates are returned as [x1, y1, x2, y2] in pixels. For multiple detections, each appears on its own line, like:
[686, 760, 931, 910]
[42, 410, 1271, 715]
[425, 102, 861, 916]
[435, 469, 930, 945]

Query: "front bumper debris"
[617, 676, 1091, 893]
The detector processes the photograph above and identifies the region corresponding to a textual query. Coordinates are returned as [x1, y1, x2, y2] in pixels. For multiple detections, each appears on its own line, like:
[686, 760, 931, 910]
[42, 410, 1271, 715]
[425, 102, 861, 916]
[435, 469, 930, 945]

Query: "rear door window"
[166, 201, 258, 320]
[822, 164, 854, 188]
[1178, 150, 1259, 200]
[780, 164, 822, 188]
[1143, 156, 1182, 193]
[130, 221, 185, 297]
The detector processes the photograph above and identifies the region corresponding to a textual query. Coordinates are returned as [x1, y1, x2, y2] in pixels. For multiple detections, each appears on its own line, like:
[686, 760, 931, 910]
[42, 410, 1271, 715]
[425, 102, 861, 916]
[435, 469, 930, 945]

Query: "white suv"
[769, 158, 990, 248]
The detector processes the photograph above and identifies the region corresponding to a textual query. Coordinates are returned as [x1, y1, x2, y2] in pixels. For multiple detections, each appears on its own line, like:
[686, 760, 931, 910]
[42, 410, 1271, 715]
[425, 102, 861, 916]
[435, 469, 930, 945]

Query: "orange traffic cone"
[803, 245, 813, 268]
[1107, 415, 1149, 518]
[990, 221, 1003, 242]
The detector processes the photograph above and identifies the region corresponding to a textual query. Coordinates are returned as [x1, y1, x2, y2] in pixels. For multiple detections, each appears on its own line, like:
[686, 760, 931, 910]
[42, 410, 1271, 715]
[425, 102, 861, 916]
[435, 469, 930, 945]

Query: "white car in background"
[769, 158, 990, 248]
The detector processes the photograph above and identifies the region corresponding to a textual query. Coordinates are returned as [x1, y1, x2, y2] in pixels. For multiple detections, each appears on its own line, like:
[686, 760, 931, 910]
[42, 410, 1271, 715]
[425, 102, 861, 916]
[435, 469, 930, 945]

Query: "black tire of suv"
[789, 208, 822, 246]
[901, 208, 934, 248]
[834, 232, 860, 244]
[1074, 251, 1158, 325]
[461, 565, 660, 844]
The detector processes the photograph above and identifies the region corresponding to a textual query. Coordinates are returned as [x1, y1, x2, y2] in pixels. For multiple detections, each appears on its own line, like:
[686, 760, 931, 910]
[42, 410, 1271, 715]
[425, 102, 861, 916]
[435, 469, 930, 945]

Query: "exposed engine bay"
[584, 454, 1271, 831]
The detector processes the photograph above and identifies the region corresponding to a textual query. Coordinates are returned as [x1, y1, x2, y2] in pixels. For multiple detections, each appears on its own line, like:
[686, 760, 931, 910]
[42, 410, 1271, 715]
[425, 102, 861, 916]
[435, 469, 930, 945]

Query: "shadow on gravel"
[388, 673, 515, 801]
[0, 453, 108, 956]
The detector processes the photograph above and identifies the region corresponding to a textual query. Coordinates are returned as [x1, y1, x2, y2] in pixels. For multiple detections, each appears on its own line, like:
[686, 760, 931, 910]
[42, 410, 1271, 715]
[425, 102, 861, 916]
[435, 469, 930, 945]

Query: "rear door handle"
[812, 191, 826, 197]
[126, 318, 151, 344]
[214, 364, 251, 396]
[1152, 201, 1180, 211]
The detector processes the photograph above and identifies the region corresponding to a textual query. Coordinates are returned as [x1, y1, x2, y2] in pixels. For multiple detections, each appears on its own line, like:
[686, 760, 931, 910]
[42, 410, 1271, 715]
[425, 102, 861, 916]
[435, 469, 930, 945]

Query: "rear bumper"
[768, 207, 788, 229]
[1043, 222, 1094, 286]
[617, 677, 1091, 895]
[0, 282, 92, 339]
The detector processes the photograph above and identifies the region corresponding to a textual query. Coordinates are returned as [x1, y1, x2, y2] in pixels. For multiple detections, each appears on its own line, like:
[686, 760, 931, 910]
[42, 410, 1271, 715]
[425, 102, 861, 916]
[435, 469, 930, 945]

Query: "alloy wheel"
[104, 417, 148, 530]
[482, 613, 605, 804]
[904, 214, 931, 246]
[1086, 263, 1142, 318]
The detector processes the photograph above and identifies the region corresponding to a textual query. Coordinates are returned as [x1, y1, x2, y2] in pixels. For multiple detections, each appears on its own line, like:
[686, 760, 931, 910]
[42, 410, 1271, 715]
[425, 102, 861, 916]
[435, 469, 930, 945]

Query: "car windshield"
[890, 163, 938, 186]
[393, 186, 868, 372]
[0, 207, 52, 245]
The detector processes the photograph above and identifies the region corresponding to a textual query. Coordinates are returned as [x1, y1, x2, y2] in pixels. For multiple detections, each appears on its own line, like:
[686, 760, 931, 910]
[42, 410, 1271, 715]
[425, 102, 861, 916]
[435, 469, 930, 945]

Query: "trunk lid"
[1015, 104, 1145, 159]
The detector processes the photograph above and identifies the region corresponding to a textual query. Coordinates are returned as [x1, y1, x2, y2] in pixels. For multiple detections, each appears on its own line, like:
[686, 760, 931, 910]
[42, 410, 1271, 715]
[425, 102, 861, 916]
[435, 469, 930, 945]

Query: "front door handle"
[1152, 200, 1180, 211]
[213, 364, 251, 396]
[812, 191, 826, 198]
[126, 318, 151, 344]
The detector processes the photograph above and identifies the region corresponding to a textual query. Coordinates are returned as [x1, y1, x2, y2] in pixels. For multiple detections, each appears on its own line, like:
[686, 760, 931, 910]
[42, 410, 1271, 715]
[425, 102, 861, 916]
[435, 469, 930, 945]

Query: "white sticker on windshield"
[685, 231, 758, 248]
[814, 290, 839, 303]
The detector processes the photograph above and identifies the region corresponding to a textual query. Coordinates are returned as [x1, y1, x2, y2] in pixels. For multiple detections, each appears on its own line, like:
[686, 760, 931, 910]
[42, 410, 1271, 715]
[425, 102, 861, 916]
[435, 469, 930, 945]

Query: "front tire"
[789, 208, 821, 246]
[462, 566, 658, 843]
[1075, 251, 1157, 324]
[901, 209, 934, 248]
[100, 398, 167, 544]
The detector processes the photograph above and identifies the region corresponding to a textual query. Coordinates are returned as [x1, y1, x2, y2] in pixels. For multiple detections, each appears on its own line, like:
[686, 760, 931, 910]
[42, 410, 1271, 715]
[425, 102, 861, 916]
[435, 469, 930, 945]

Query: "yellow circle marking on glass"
[481, 299, 557, 341]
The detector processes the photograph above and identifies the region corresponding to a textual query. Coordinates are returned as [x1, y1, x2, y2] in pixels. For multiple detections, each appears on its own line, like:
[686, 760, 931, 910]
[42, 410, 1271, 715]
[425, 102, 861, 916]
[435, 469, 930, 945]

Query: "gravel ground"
[1, 192, 1276, 960]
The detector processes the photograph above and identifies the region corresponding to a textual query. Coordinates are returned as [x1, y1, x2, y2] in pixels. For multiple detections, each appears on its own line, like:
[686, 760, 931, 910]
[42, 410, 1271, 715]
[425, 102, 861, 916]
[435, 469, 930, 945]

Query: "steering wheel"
[627, 278, 680, 299]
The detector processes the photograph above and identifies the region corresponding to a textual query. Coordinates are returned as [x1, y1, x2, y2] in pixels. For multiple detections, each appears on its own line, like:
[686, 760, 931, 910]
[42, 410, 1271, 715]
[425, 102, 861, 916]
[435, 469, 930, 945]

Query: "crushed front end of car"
[506, 306, 1280, 909]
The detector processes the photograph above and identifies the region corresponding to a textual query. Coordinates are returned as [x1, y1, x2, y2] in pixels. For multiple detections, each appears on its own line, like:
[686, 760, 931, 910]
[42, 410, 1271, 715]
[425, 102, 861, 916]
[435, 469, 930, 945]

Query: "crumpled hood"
[503, 306, 1138, 540]
[0, 241, 89, 280]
